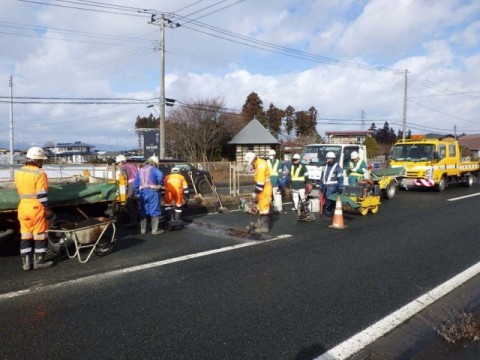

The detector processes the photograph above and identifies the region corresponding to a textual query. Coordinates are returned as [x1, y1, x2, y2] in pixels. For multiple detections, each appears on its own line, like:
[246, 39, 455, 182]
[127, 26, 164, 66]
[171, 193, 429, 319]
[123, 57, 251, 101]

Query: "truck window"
[438, 144, 446, 159]
[301, 145, 342, 166]
[343, 146, 360, 167]
[448, 144, 456, 157]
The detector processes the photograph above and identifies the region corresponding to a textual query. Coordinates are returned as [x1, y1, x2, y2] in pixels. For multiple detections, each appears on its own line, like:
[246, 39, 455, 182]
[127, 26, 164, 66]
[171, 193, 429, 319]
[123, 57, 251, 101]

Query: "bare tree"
[166, 98, 231, 162]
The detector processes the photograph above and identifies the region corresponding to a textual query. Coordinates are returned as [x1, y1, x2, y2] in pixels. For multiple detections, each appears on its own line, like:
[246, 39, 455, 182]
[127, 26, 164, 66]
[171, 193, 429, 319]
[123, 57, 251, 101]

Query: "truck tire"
[382, 181, 397, 200]
[463, 173, 475, 187]
[196, 178, 211, 195]
[435, 176, 447, 192]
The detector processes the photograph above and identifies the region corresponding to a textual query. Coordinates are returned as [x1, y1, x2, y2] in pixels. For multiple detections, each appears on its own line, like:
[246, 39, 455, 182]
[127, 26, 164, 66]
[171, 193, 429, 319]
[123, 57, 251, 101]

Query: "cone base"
[329, 224, 347, 230]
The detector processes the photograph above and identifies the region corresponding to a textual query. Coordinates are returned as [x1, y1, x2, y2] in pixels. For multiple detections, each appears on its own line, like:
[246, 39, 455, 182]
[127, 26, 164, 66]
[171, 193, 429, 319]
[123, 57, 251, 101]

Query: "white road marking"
[0, 234, 292, 301]
[447, 192, 480, 201]
[316, 261, 480, 360]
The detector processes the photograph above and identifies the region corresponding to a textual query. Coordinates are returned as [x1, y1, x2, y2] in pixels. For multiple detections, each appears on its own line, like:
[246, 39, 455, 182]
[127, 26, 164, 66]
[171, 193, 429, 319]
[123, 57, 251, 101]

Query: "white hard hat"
[268, 149, 276, 156]
[147, 155, 159, 166]
[292, 153, 301, 160]
[350, 151, 359, 160]
[326, 151, 336, 159]
[245, 152, 256, 163]
[26, 146, 47, 160]
[171, 167, 180, 174]
[115, 155, 126, 164]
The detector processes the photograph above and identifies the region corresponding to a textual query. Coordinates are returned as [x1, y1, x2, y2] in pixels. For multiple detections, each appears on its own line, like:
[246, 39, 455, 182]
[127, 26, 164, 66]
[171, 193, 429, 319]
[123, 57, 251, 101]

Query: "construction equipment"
[187, 171, 203, 204]
[296, 198, 315, 222]
[341, 180, 381, 216]
[204, 175, 229, 213]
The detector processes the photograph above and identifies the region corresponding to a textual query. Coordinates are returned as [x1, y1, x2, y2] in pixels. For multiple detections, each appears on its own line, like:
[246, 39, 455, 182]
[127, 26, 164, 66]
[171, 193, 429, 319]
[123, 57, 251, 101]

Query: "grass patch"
[436, 311, 480, 344]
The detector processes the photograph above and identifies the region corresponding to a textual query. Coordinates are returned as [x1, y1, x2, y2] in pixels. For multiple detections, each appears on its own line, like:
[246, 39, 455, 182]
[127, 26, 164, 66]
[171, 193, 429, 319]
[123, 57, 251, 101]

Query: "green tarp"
[0, 183, 118, 212]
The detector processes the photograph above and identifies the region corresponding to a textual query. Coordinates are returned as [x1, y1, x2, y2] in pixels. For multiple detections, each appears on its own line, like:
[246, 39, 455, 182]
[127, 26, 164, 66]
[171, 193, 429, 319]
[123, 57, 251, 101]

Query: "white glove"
[251, 192, 257, 200]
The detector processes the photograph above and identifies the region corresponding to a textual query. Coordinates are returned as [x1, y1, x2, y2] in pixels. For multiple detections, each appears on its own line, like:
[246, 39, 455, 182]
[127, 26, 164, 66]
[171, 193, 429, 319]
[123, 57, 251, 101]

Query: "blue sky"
[1, 0, 480, 150]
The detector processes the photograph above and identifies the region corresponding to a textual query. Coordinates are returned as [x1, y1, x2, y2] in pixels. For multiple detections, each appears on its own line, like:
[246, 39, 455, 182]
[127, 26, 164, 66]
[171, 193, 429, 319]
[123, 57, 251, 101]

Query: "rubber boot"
[22, 255, 32, 271]
[174, 209, 182, 221]
[257, 215, 269, 233]
[33, 254, 53, 270]
[165, 207, 174, 221]
[140, 217, 147, 234]
[151, 216, 165, 235]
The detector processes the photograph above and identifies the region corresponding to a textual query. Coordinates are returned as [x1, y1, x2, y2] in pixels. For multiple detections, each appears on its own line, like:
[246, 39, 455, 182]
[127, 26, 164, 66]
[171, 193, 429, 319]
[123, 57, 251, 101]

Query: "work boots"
[257, 215, 270, 233]
[21, 255, 32, 271]
[174, 209, 182, 221]
[151, 216, 165, 235]
[140, 217, 147, 234]
[33, 254, 53, 270]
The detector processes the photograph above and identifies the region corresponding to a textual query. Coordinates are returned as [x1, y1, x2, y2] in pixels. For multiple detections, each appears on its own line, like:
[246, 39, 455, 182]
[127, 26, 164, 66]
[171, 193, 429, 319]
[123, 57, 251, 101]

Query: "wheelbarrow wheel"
[48, 213, 78, 254]
[94, 224, 115, 257]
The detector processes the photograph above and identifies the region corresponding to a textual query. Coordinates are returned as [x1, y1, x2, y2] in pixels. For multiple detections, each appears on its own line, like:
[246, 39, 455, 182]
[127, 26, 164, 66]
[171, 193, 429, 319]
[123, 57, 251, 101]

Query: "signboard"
[143, 131, 159, 158]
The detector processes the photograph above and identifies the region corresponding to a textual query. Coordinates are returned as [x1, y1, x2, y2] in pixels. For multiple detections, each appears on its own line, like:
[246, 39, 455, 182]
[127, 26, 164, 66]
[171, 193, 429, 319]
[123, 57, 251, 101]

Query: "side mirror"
[433, 151, 439, 160]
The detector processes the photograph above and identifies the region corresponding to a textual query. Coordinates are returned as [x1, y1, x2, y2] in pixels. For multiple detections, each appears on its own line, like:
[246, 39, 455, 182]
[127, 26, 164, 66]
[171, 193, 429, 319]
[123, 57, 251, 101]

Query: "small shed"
[228, 118, 280, 164]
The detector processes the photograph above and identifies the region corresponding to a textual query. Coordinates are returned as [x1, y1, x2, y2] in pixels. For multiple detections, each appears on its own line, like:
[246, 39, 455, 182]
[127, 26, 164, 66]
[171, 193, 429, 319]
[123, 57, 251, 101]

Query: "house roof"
[228, 118, 279, 145]
[56, 141, 94, 147]
[458, 134, 480, 150]
[326, 130, 373, 136]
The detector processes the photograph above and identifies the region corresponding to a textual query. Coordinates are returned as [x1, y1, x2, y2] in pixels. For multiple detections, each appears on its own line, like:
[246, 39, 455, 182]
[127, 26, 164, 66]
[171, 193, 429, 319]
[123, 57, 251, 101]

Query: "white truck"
[300, 143, 399, 200]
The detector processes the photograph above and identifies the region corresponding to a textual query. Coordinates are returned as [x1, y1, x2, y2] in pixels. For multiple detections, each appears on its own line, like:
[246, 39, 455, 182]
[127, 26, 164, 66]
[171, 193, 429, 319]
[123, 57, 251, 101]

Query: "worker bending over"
[164, 167, 189, 221]
[15, 147, 54, 271]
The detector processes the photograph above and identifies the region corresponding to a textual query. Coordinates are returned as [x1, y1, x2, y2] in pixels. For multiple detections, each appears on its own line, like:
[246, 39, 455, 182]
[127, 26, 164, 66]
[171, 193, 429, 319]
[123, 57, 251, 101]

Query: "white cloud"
[1, 0, 480, 151]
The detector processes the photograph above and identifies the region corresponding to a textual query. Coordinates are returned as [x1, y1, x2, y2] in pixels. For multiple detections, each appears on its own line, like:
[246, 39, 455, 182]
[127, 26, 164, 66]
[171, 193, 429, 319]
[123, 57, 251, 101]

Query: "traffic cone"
[329, 195, 347, 230]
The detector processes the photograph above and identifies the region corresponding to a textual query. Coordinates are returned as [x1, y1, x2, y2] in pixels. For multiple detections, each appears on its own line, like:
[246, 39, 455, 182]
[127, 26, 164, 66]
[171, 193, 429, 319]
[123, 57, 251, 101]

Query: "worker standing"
[164, 167, 189, 221]
[133, 156, 165, 235]
[290, 153, 309, 211]
[14, 147, 54, 271]
[320, 152, 344, 221]
[116, 155, 139, 227]
[346, 151, 368, 185]
[245, 152, 272, 233]
[267, 149, 282, 196]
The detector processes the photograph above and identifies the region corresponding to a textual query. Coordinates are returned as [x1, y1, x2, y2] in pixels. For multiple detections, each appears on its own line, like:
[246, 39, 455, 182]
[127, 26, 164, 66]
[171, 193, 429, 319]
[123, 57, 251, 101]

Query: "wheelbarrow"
[47, 217, 116, 263]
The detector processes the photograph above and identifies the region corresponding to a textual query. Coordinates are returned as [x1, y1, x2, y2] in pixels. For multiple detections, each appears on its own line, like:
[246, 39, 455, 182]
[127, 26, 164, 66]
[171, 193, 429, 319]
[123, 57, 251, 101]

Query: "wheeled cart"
[47, 217, 116, 263]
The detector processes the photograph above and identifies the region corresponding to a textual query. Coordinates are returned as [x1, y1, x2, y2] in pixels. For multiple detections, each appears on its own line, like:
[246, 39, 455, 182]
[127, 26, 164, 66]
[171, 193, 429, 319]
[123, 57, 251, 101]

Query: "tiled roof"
[228, 118, 279, 145]
[458, 134, 480, 150]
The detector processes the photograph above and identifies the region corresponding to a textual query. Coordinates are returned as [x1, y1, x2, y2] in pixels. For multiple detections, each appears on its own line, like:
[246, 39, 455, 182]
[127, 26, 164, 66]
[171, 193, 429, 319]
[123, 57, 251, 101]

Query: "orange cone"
[329, 195, 347, 230]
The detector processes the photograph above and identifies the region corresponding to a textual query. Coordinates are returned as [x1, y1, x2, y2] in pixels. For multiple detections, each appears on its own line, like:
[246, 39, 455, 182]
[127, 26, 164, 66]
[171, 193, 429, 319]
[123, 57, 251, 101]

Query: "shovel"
[204, 175, 229, 213]
[187, 171, 203, 204]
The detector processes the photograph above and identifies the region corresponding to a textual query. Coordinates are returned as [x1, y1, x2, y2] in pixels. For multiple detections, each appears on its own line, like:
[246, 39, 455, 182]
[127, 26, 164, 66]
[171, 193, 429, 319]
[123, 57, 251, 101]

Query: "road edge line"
[316, 261, 480, 360]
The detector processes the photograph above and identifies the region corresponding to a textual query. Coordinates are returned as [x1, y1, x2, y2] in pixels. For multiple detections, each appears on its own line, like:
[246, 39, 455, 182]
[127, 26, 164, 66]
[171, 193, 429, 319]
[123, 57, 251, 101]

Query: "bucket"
[309, 198, 320, 213]
[273, 192, 283, 212]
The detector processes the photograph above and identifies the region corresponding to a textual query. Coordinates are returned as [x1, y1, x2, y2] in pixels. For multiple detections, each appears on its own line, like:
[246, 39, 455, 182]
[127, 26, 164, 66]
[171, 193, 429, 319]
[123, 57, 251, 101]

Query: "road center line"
[448, 192, 480, 201]
[316, 261, 480, 360]
[0, 234, 292, 301]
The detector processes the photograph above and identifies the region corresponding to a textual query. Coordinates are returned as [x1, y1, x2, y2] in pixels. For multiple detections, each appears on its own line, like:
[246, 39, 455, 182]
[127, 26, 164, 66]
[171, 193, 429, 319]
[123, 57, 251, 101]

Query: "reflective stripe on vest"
[322, 163, 339, 185]
[290, 165, 305, 182]
[268, 159, 280, 175]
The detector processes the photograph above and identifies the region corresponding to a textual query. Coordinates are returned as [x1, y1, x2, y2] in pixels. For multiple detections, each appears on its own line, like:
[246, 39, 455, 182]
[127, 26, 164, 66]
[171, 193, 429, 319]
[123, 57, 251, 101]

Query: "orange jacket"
[15, 164, 49, 208]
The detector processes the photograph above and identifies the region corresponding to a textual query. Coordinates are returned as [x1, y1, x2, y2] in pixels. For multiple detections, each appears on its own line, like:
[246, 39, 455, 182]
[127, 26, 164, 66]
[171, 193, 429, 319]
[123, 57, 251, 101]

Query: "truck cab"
[300, 143, 368, 185]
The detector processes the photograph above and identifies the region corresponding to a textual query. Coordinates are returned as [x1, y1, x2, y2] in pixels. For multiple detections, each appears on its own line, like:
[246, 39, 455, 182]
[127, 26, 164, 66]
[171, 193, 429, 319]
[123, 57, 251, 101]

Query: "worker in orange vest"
[245, 152, 272, 233]
[164, 167, 189, 220]
[14, 147, 54, 271]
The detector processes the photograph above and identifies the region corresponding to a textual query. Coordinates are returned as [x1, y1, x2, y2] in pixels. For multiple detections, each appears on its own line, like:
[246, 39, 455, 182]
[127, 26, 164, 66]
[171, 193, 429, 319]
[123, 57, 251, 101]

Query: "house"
[325, 130, 373, 144]
[228, 118, 280, 164]
[45, 141, 97, 164]
[458, 134, 480, 160]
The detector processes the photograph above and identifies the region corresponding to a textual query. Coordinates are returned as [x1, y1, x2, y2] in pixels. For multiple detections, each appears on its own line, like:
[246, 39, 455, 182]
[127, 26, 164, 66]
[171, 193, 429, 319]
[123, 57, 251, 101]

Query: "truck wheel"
[382, 181, 397, 200]
[360, 207, 369, 216]
[463, 173, 475, 187]
[435, 176, 447, 192]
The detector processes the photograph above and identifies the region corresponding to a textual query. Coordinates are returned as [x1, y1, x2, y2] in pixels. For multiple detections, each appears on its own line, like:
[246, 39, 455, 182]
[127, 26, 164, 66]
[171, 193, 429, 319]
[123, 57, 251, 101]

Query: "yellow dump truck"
[389, 135, 479, 191]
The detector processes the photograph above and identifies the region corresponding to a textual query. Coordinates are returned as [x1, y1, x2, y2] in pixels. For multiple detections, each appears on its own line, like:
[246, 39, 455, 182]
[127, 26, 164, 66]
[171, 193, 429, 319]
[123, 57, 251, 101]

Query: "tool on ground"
[204, 174, 229, 213]
[187, 171, 203, 204]
[329, 195, 347, 230]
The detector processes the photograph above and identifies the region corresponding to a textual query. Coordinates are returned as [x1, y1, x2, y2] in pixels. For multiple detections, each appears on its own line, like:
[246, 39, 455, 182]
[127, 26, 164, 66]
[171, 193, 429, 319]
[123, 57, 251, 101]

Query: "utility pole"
[9, 75, 14, 179]
[361, 109, 366, 131]
[149, 14, 179, 159]
[402, 69, 408, 141]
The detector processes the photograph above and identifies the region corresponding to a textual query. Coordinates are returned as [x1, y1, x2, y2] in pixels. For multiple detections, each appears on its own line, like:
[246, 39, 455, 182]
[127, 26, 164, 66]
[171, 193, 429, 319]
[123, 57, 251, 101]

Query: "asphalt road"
[1, 183, 480, 359]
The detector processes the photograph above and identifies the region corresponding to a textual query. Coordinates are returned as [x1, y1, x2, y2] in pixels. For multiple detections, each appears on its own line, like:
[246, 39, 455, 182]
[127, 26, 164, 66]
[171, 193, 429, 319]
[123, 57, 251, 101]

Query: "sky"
[1, 0, 480, 151]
